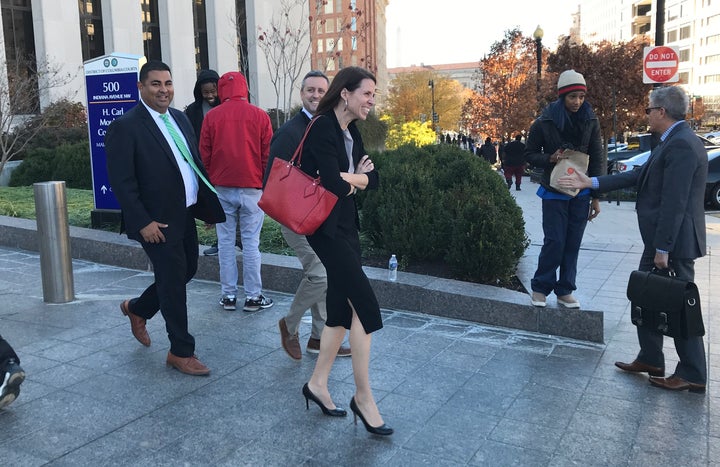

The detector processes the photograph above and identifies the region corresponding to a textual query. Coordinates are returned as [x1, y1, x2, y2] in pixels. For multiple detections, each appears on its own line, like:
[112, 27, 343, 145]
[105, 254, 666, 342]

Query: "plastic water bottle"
[388, 254, 398, 281]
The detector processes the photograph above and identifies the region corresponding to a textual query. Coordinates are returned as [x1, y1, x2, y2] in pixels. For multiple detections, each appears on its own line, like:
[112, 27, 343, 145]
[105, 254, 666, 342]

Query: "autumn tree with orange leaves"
[461, 29, 539, 141]
[547, 36, 651, 144]
[385, 70, 470, 132]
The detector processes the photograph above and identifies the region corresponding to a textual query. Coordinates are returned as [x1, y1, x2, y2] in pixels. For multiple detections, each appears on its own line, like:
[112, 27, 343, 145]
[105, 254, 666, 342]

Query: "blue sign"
[84, 54, 145, 210]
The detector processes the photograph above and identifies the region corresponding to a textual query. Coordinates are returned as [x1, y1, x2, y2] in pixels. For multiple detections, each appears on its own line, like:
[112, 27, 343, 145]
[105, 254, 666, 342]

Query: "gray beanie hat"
[557, 70, 586, 96]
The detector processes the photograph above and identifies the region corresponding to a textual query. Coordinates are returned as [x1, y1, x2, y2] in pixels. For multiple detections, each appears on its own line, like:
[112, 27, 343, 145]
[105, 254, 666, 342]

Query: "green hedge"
[360, 144, 528, 282]
[9, 142, 92, 189]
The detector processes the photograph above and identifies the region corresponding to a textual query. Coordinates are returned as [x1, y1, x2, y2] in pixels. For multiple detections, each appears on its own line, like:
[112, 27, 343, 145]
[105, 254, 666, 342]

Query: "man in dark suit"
[106, 60, 225, 376]
[265, 70, 351, 360]
[559, 85, 707, 393]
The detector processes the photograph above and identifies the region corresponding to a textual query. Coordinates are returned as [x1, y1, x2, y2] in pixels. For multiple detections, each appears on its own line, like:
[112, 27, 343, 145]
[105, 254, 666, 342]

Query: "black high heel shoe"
[302, 383, 346, 417]
[349, 397, 393, 436]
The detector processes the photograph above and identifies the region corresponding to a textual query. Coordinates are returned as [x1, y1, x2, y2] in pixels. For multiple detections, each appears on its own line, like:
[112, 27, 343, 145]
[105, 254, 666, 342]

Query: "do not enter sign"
[643, 46, 680, 84]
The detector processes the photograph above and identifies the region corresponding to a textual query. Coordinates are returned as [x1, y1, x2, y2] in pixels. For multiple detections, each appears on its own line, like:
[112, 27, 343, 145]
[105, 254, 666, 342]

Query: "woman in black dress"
[299, 67, 391, 436]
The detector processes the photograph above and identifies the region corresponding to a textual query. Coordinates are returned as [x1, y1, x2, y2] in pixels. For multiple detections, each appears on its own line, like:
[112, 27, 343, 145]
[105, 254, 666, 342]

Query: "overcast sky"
[385, 0, 579, 67]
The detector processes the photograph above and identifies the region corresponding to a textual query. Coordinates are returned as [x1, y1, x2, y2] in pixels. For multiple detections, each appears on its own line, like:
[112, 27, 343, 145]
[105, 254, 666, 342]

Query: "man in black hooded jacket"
[186, 69, 222, 255]
[185, 69, 220, 140]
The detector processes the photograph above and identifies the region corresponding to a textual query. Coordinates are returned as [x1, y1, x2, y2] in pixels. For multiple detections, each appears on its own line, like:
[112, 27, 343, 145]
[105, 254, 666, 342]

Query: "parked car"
[703, 131, 720, 142]
[705, 148, 720, 209]
[612, 135, 720, 174]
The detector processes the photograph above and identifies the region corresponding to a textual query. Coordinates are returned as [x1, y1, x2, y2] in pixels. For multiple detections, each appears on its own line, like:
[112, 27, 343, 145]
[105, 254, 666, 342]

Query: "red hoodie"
[199, 72, 272, 188]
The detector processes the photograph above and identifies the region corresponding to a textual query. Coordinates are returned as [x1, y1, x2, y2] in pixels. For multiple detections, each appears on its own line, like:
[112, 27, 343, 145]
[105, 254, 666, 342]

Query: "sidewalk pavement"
[0, 175, 717, 466]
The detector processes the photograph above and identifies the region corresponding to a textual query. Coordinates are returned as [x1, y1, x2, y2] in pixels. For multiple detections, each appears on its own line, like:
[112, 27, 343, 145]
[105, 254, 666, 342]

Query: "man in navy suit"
[559, 85, 707, 393]
[106, 60, 224, 376]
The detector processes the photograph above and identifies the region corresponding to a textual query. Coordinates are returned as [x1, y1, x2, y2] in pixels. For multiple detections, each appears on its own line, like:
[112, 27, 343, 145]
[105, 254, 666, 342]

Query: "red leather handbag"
[258, 118, 338, 235]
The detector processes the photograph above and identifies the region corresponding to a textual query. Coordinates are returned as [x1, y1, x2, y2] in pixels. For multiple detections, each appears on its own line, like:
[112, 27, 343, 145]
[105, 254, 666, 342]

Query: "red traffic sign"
[643, 46, 679, 84]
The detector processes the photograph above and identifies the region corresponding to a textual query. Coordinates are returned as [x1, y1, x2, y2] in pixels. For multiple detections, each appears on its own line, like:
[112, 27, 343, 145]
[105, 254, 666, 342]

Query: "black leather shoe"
[649, 375, 706, 393]
[302, 383, 346, 417]
[615, 360, 664, 377]
[349, 397, 393, 436]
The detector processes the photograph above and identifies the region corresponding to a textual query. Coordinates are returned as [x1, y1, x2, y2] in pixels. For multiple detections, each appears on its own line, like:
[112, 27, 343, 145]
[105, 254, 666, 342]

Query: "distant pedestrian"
[502, 134, 526, 190]
[480, 137, 497, 164]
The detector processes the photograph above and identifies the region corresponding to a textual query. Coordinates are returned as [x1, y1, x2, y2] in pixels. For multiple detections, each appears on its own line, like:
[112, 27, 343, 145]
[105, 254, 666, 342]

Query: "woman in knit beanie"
[524, 69, 605, 309]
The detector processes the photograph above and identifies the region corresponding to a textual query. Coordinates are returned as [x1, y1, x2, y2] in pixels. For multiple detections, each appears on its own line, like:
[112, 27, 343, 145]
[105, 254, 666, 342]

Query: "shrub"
[13, 99, 88, 161]
[360, 144, 528, 282]
[9, 142, 91, 189]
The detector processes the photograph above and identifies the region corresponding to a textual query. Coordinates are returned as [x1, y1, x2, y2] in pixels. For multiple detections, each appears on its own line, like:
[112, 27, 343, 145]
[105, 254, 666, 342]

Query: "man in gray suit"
[558, 85, 707, 393]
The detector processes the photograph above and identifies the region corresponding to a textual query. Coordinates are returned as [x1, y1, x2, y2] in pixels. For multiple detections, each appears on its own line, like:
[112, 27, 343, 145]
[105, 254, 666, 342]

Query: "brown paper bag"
[549, 150, 590, 197]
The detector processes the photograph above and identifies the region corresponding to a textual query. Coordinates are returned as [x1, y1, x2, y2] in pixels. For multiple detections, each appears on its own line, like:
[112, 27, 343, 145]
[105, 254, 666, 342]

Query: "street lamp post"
[533, 25, 544, 96]
[428, 79, 437, 137]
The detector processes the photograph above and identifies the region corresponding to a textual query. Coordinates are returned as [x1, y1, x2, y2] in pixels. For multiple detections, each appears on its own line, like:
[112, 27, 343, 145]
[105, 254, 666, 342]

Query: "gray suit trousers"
[280, 225, 327, 339]
[636, 246, 707, 384]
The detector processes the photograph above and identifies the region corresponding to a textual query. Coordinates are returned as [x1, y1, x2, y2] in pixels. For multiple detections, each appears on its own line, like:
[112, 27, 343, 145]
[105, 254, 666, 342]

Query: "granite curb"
[0, 214, 603, 343]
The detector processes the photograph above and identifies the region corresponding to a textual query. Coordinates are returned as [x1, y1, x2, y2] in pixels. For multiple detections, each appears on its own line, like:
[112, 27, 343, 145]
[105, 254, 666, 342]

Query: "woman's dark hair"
[316, 66, 376, 115]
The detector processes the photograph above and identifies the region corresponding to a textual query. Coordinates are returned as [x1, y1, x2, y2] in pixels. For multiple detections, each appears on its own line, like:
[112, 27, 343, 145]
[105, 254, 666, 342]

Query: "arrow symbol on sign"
[101, 185, 107, 194]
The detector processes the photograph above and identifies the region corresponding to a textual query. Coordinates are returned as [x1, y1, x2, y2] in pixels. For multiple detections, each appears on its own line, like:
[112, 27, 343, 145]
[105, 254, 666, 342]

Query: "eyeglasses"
[645, 106, 662, 114]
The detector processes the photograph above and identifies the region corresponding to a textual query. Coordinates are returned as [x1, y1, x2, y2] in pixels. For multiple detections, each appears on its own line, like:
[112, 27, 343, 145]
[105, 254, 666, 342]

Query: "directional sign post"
[643, 46, 680, 84]
[84, 53, 145, 226]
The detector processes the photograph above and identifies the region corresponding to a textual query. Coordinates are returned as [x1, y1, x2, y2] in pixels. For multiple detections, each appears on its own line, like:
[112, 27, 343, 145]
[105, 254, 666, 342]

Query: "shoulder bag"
[258, 117, 338, 235]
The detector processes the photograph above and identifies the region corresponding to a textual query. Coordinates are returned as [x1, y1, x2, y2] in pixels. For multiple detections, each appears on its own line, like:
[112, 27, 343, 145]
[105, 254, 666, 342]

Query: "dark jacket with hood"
[524, 99, 605, 196]
[184, 69, 219, 139]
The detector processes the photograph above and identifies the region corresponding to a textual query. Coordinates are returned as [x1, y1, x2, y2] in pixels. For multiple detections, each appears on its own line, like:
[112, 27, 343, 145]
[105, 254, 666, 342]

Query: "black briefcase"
[626, 269, 704, 339]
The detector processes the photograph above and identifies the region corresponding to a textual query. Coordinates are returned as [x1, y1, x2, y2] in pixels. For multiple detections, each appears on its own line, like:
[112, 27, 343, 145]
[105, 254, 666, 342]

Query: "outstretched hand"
[557, 170, 592, 190]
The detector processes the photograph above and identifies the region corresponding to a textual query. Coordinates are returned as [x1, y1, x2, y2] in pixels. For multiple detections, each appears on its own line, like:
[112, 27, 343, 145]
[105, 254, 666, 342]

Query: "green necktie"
[159, 113, 217, 194]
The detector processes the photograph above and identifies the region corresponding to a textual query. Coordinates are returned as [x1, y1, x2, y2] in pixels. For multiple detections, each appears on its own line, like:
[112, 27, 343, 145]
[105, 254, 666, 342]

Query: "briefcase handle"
[651, 267, 676, 278]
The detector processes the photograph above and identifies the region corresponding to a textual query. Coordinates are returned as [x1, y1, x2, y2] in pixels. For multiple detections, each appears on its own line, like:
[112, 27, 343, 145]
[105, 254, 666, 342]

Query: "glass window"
[1, 0, 39, 113]
[678, 71, 689, 84]
[192, 0, 208, 71]
[141, 0, 161, 60]
[78, 0, 105, 61]
[326, 57, 335, 71]
[679, 48, 690, 62]
[351, 35, 357, 51]
[337, 37, 343, 52]
[325, 18, 334, 33]
[317, 39, 323, 53]
[667, 29, 677, 42]
[680, 25, 691, 40]
[324, 1, 332, 14]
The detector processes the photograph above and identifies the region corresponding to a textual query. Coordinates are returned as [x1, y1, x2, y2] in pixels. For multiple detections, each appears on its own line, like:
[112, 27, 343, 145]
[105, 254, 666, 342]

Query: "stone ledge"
[0, 215, 603, 343]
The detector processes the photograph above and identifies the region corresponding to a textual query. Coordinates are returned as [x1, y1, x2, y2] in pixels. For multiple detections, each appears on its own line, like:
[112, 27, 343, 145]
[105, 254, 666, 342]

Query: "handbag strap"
[289, 116, 320, 167]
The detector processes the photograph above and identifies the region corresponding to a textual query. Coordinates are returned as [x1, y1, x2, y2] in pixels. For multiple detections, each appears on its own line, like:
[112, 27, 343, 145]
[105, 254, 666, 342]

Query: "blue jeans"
[531, 196, 589, 297]
[215, 187, 264, 299]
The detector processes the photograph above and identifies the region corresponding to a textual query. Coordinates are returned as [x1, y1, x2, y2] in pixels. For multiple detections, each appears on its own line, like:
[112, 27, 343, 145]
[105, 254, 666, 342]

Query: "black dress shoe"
[302, 383, 346, 417]
[649, 375, 706, 393]
[615, 360, 664, 377]
[349, 397, 393, 436]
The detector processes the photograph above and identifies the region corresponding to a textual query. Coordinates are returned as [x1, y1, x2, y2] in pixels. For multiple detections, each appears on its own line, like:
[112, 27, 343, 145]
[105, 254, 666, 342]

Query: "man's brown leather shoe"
[306, 337, 351, 357]
[278, 318, 302, 361]
[120, 300, 151, 347]
[649, 375, 706, 393]
[166, 352, 210, 376]
[614, 360, 664, 377]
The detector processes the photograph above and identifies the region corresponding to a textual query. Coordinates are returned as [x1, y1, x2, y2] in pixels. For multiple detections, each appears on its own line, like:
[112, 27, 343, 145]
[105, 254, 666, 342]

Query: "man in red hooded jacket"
[200, 72, 274, 312]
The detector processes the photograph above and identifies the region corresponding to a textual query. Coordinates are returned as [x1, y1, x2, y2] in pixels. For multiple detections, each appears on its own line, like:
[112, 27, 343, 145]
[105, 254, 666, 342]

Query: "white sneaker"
[557, 294, 581, 309]
[530, 292, 547, 307]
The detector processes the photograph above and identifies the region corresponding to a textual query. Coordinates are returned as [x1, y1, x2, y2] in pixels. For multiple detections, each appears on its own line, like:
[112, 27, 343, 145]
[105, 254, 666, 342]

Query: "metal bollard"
[33, 181, 75, 303]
